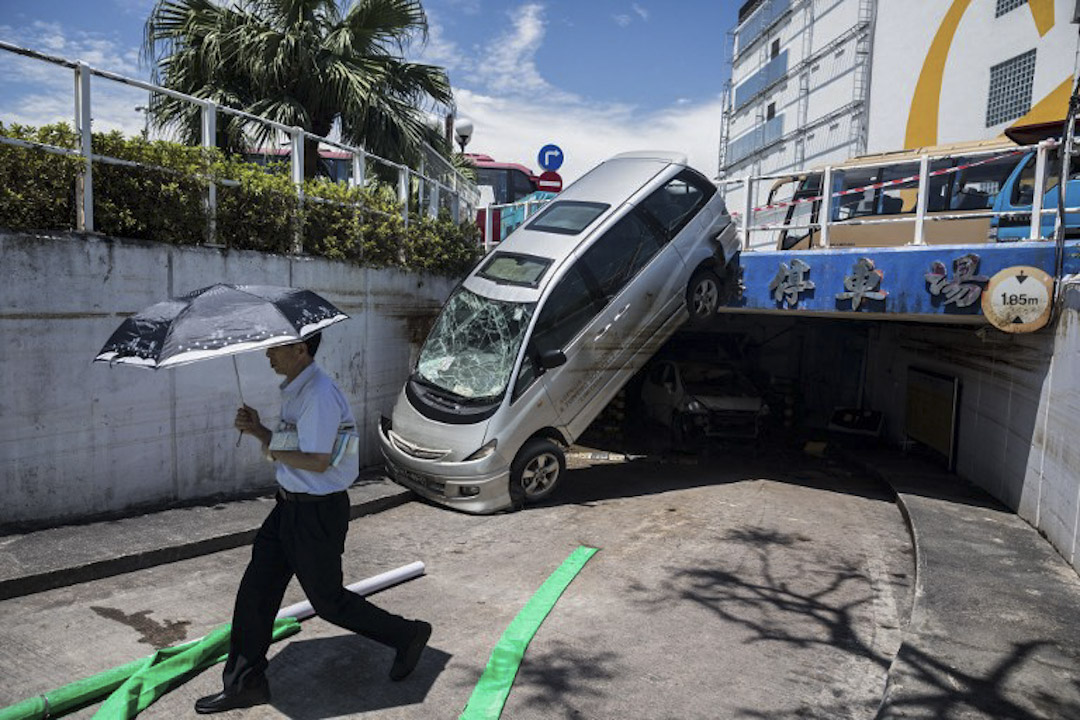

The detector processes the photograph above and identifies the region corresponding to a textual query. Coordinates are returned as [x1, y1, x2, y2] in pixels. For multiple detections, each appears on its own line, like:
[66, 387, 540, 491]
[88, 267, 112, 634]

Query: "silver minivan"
[379, 151, 738, 512]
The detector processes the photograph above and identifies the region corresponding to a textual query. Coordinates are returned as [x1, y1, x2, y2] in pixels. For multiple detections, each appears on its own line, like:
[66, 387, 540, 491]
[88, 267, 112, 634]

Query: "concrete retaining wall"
[864, 284, 1080, 575]
[0, 231, 456, 528]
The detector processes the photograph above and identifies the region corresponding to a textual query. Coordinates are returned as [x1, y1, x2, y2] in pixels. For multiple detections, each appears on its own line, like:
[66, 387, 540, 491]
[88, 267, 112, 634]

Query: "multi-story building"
[867, 0, 1078, 152]
[720, 0, 1079, 207]
[720, 0, 877, 192]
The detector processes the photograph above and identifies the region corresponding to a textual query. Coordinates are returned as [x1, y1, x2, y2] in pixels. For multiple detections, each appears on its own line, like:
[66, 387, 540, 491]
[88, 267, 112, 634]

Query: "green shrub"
[92, 131, 209, 244]
[0, 123, 81, 231]
[0, 122, 481, 275]
[214, 156, 297, 254]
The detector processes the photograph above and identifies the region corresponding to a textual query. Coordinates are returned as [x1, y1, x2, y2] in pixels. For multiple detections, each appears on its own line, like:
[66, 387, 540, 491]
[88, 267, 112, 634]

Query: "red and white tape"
[744, 149, 1026, 215]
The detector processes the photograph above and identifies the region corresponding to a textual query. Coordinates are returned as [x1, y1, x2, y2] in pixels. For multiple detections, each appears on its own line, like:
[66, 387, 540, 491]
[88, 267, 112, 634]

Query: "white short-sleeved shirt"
[275, 362, 359, 494]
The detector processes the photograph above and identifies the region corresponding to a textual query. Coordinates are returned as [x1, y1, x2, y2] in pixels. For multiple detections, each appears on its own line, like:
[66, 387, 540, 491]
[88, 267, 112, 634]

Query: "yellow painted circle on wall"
[981, 266, 1054, 333]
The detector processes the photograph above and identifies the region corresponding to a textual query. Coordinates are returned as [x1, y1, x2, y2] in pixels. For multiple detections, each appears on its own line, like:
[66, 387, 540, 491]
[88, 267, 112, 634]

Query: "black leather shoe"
[390, 620, 432, 681]
[194, 677, 271, 714]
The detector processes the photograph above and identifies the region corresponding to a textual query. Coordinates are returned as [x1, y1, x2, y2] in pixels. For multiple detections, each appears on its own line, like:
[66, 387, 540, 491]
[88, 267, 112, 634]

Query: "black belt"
[276, 488, 344, 503]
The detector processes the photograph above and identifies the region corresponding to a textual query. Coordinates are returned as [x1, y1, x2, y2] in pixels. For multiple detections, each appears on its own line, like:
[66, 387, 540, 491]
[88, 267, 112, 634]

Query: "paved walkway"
[2, 448, 1079, 718]
[843, 447, 1080, 719]
[0, 471, 410, 602]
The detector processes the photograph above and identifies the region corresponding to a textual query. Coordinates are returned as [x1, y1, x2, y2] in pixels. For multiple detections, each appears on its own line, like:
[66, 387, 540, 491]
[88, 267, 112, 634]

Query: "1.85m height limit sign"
[981, 266, 1054, 333]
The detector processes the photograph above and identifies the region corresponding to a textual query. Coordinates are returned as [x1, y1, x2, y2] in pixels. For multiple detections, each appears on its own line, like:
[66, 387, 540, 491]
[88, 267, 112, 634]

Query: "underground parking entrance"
[571, 304, 1062, 530]
[575, 313, 899, 463]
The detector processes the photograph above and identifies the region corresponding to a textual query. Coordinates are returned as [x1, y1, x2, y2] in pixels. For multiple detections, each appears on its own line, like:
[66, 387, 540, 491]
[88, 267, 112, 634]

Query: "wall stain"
[90, 606, 190, 648]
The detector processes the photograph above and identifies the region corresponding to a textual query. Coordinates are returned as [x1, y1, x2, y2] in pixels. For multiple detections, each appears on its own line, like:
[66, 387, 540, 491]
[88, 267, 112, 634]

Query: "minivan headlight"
[464, 439, 497, 461]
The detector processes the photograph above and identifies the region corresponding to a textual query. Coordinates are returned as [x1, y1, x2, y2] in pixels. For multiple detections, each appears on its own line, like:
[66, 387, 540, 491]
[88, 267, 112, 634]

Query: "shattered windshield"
[416, 288, 535, 400]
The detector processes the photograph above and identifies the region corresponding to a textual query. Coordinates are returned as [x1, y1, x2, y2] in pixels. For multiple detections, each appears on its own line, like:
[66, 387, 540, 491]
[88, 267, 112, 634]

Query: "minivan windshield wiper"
[410, 371, 501, 405]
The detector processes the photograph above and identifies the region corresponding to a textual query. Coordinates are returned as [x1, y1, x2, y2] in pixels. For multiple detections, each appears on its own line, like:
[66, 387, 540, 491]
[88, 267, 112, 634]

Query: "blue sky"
[0, 0, 740, 180]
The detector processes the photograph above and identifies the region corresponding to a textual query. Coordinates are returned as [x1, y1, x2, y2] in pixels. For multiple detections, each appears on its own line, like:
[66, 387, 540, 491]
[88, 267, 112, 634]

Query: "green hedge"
[0, 122, 481, 276]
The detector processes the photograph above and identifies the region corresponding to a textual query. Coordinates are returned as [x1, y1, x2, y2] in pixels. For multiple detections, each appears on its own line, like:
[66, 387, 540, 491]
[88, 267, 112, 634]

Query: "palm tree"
[143, 0, 453, 178]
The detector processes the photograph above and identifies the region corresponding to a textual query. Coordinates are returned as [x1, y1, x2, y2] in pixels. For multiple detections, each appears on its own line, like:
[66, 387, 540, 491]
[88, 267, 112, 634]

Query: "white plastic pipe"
[276, 561, 426, 621]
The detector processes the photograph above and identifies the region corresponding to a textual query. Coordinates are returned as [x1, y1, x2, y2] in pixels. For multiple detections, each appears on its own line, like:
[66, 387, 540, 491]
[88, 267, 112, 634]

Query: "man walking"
[195, 333, 431, 714]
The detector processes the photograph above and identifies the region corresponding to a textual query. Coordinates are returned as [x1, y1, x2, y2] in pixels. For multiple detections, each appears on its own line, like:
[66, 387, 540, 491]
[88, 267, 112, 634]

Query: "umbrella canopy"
[95, 284, 349, 369]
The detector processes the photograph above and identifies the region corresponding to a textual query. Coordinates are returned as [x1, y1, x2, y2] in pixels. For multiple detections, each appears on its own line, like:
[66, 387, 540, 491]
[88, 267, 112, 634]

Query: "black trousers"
[222, 491, 414, 690]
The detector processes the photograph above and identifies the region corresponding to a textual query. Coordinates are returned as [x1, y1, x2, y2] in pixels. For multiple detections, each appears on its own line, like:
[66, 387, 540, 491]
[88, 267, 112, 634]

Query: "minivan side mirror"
[539, 349, 567, 370]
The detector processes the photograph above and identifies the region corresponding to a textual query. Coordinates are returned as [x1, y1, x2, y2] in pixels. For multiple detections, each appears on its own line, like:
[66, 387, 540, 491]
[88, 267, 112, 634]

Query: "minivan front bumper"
[378, 421, 513, 514]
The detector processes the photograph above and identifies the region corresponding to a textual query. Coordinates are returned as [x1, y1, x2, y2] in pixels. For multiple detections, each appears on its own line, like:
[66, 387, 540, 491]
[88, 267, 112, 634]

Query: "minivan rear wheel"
[509, 439, 565, 509]
[687, 268, 722, 326]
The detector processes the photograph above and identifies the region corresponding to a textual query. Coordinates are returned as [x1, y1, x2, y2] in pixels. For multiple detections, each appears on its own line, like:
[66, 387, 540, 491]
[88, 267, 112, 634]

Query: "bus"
[467, 153, 556, 244]
[758, 138, 1078, 251]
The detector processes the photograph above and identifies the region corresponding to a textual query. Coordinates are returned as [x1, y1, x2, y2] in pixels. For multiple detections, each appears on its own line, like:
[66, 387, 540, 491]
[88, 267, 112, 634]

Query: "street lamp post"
[134, 105, 149, 140]
[454, 119, 473, 154]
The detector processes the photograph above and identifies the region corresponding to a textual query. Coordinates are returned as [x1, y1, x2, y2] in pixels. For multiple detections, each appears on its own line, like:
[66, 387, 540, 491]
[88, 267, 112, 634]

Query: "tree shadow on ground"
[266, 635, 450, 719]
[493, 639, 623, 716]
[879, 641, 1080, 720]
[626, 524, 1076, 719]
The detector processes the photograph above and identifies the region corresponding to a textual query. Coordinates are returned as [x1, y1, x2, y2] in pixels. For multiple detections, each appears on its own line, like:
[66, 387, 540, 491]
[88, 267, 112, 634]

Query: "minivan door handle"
[613, 302, 631, 322]
[593, 322, 613, 342]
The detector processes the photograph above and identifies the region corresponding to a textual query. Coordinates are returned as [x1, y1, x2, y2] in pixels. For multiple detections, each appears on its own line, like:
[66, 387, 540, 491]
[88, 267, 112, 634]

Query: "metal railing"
[0, 40, 478, 251]
[480, 198, 550, 252]
[720, 139, 1078, 252]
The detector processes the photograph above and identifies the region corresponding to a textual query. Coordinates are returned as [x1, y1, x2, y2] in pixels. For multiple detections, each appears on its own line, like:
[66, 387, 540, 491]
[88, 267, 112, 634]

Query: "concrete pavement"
[1, 446, 1079, 718]
[0, 470, 411, 602]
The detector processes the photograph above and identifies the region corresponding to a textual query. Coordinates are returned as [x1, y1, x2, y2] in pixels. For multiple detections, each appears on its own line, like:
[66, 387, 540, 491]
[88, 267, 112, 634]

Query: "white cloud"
[0, 21, 148, 135]
[613, 14, 632, 28]
[426, 2, 723, 181]
[454, 87, 725, 183]
[468, 4, 576, 102]
[441, 0, 483, 15]
[633, 3, 649, 21]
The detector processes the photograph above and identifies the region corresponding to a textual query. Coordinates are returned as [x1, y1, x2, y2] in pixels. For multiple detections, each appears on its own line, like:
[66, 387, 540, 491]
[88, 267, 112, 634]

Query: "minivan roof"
[463, 152, 685, 300]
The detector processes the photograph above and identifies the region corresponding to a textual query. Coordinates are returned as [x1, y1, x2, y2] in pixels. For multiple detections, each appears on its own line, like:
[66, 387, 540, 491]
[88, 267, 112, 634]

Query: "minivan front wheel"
[687, 268, 722, 326]
[509, 439, 565, 509]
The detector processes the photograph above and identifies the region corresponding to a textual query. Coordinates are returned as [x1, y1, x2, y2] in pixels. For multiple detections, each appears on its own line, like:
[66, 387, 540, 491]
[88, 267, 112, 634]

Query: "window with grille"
[995, 0, 1027, 18]
[985, 48, 1036, 127]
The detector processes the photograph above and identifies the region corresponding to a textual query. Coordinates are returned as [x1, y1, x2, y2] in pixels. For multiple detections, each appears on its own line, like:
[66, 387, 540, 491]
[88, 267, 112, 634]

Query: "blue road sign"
[538, 144, 564, 172]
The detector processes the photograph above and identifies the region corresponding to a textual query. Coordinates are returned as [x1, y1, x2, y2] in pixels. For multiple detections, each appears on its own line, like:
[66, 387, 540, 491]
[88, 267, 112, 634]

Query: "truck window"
[779, 174, 820, 250]
[1011, 149, 1071, 205]
[950, 155, 1016, 210]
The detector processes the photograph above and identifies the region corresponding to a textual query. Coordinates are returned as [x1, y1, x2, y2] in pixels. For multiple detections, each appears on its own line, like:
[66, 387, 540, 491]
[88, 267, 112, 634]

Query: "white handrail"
[0, 39, 478, 245]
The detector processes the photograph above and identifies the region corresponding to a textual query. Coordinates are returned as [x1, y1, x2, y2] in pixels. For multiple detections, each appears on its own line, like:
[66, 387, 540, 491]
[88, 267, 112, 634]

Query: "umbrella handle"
[233, 356, 245, 447]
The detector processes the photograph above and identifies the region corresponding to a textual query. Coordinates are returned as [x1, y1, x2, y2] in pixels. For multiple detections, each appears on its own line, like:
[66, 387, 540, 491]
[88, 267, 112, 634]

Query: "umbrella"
[94, 284, 348, 369]
[95, 284, 349, 444]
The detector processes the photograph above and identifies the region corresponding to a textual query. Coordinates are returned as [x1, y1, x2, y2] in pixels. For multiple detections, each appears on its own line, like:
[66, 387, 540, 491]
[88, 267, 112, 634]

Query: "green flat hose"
[0, 618, 300, 720]
[459, 546, 599, 720]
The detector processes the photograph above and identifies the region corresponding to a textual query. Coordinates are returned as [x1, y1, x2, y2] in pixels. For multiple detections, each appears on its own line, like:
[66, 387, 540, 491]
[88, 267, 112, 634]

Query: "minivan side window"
[531, 265, 600, 355]
[530, 209, 665, 354]
[580, 211, 664, 299]
[639, 170, 717, 240]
